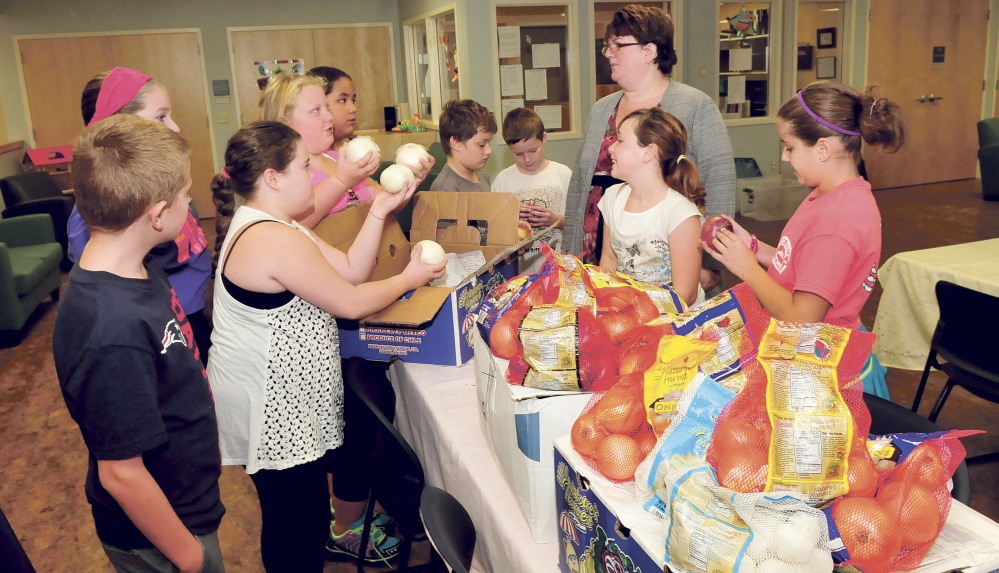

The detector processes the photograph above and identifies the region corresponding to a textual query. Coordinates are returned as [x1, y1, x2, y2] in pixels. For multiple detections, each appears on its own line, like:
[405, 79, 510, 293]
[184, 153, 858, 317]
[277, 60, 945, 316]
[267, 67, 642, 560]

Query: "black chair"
[420, 486, 475, 573]
[864, 393, 971, 505]
[344, 357, 432, 573]
[0, 504, 35, 573]
[0, 171, 75, 268]
[910, 281, 999, 464]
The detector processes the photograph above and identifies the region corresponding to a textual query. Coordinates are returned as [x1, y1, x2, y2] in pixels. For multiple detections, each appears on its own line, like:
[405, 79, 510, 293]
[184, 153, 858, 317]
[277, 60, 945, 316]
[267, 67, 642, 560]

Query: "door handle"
[916, 95, 927, 103]
[927, 94, 944, 102]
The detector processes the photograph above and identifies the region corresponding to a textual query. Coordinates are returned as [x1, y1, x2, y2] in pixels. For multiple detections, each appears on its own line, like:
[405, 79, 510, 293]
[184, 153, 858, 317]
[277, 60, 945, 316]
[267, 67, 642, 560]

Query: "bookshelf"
[718, 3, 772, 119]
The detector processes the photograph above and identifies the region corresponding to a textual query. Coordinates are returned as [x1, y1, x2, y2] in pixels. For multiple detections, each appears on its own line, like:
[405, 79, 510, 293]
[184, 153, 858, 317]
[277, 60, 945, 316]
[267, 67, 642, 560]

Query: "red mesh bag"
[570, 372, 657, 483]
[707, 320, 875, 504]
[829, 430, 981, 572]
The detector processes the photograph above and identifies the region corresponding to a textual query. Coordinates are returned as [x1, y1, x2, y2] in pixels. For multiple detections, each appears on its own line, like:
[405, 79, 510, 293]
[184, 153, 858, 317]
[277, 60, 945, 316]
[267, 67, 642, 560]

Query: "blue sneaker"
[325, 515, 401, 566]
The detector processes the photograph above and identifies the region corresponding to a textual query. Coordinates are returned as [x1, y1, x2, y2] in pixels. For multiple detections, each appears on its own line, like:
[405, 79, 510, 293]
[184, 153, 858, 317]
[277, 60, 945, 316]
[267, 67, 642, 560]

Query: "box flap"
[312, 202, 411, 281]
[24, 146, 73, 165]
[410, 191, 521, 251]
[362, 285, 452, 326]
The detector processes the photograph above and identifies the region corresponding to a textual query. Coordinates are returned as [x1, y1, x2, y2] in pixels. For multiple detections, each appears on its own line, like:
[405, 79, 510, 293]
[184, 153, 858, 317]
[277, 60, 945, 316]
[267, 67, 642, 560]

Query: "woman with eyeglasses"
[564, 4, 736, 294]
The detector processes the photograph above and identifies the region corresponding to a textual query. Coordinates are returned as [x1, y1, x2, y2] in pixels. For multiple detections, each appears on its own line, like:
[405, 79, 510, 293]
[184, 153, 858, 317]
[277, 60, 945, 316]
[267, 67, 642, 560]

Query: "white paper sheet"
[531, 43, 560, 68]
[729, 47, 752, 71]
[500, 64, 524, 96]
[497, 26, 520, 59]
[534, 105, 562, 130]
[501, 98, 525, 120]
[431, 251, 487, 288]
[524, 69, 548, 101]
[727, 75, 746, 104]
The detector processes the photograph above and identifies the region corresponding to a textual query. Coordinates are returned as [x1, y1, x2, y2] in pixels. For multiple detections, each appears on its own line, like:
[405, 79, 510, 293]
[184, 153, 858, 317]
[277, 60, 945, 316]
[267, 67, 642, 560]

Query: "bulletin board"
[496, 5, 573, 133]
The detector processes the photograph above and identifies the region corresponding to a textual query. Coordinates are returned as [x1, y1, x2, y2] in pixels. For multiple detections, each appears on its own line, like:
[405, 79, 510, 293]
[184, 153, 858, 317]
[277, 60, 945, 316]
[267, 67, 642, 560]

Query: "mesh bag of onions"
[661, 465, 833, 573]
[706, 320, 875, 506]
[825, 429, 980, 572]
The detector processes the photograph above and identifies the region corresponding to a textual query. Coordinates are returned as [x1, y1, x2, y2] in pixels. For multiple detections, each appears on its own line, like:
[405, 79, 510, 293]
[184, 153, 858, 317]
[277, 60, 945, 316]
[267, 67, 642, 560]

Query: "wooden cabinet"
[17, 32, 217, 217]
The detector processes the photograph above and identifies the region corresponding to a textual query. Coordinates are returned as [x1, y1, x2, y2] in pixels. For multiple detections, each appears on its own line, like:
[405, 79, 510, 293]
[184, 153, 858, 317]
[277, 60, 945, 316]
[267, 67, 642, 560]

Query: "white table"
[873, 239, 999, 370]
[389, 360, 559, 573]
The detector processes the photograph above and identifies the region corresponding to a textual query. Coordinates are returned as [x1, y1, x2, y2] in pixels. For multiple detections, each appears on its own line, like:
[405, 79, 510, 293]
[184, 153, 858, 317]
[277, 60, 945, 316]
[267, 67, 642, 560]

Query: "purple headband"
[796, 91, 860, 137]
[89, 67, 153, 126]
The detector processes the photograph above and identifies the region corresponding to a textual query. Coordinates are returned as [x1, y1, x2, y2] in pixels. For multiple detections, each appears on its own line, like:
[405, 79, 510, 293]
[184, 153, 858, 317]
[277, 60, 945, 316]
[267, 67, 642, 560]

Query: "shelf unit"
[718, 3, 772, 120]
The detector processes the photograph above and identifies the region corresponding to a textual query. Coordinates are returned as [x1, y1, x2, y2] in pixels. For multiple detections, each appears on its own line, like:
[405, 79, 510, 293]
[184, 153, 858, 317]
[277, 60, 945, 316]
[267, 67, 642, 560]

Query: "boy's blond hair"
[502, 107, 546, 146]
[72, 114, 191, 232]
[439, 99, 497, 155]
[258, 73, 327, 123]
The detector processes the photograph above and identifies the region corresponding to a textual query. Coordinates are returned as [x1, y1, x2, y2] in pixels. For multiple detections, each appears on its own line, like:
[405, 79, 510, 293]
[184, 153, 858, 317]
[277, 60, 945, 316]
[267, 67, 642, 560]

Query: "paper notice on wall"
[535, 105, 562, 130]
[727, 76, 746, 104]
[729, 48, 752, 71]
[498, 26, 521, 59]
[501, 98, 525, 120]
[500, 64, 524, 96]
[532, 43, 560, 68]
[525, 69, 548, 101]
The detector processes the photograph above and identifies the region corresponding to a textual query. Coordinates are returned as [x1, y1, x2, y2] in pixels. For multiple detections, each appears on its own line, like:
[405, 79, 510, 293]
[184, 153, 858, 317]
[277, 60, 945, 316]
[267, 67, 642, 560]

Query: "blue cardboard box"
[554, 437, 666, 573]
[315, 193, 526, 366]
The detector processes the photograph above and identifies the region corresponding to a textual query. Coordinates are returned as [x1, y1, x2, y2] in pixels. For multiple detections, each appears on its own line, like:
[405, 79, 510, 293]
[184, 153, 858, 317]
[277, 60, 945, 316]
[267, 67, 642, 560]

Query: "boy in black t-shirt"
[52, 115, 226, 573]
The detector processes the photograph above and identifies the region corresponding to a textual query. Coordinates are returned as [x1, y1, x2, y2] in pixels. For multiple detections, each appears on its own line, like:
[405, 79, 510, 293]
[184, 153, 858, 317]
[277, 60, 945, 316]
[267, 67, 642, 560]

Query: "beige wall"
[797, 2, 845, 89]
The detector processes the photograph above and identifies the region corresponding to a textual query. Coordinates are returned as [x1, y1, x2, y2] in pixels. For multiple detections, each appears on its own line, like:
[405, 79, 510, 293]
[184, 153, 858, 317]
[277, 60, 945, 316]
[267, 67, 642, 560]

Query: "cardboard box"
[313, 192, 528, 366]
[554, 436, 666, 573]
[474, 329, 592, 543]
[736, 176, 811, 221]
[22, 146, 74, 191]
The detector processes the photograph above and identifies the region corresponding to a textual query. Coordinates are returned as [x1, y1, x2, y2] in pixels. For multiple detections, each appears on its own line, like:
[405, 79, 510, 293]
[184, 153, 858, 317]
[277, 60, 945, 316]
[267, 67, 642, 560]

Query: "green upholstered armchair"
[977, 118, 999, 201]
[0, 214, 63, 346]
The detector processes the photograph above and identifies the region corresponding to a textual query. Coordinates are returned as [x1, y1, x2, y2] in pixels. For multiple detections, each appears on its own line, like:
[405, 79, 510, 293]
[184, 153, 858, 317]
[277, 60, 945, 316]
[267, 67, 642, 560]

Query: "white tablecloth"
[389, 360, 559, 573]
[873, 239, 999, 370]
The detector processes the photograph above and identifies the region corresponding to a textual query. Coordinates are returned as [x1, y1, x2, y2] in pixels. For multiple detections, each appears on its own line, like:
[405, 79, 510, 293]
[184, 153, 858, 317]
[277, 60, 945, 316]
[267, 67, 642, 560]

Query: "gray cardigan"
[563, 80, 737, 259]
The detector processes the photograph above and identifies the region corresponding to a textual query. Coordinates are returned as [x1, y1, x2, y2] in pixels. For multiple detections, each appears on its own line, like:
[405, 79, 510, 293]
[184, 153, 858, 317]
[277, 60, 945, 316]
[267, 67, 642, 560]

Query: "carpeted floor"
[1, 178, 998, 571]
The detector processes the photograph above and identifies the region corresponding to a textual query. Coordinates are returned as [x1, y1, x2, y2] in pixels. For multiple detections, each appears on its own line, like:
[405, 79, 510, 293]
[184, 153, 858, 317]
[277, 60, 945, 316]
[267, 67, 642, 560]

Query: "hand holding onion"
[404, 241, 448, 287]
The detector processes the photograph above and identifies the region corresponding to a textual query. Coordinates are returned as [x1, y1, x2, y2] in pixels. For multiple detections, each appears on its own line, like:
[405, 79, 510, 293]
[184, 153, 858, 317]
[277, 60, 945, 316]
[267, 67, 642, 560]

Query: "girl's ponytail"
[665, 155, 706, 210]
[858, 89, 906, 153]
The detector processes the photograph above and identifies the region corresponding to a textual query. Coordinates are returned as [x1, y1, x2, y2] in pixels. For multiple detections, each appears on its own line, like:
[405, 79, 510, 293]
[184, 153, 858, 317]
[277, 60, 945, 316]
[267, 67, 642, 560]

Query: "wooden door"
[109, 33, 215, 217]
[19, 37, 114, 147]
[866, 0, 988, 189]
[228, 29, 316, 126]
[312, 26, 396, 131]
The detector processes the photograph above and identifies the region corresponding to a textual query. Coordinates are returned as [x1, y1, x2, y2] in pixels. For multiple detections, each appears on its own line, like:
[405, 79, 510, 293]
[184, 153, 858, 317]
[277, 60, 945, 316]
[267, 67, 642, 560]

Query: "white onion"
[755, 558, 796, 573]
[415, 240, 446, 264]
[395, 143, 431, 170]
[806, 548, 833, 573]
[379, 164, 416, 194]
[344, 136, 380, 163]
[771, 523, 814, 564]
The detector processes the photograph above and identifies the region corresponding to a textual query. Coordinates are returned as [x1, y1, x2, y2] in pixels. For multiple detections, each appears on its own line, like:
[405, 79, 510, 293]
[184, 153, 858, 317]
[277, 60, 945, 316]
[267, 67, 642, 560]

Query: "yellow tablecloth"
[873, 239, 999, 370]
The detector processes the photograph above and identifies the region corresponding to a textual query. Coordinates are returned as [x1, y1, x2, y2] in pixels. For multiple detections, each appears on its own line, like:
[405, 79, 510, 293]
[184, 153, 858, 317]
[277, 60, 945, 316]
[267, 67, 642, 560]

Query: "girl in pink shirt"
[704, 82, 905, 397]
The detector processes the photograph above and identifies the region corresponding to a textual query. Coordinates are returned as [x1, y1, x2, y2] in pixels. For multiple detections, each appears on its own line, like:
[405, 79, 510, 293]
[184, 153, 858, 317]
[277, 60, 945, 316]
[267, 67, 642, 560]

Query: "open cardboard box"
[313, 191, 543, 366]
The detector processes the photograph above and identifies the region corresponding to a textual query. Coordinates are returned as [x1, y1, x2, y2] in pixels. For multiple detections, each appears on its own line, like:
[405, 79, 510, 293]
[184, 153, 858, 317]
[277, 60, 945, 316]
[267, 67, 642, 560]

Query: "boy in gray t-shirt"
[429, 99, 496, 192]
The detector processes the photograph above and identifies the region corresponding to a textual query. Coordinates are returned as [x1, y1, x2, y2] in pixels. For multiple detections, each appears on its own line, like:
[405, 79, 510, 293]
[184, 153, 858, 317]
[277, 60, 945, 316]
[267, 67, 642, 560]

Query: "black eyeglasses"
[601, 41, 643, 55]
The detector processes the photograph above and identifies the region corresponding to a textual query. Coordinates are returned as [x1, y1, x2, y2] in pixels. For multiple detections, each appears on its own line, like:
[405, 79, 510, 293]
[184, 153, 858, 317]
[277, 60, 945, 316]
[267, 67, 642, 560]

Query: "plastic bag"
[635, 374, 736, 518]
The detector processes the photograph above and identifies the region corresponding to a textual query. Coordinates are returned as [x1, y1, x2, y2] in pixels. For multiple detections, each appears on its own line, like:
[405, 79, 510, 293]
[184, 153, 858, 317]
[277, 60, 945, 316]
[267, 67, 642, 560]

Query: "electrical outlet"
[770, 160, 778, 173]
[699, 66, 707, 78]
[218, 112, 230, 124]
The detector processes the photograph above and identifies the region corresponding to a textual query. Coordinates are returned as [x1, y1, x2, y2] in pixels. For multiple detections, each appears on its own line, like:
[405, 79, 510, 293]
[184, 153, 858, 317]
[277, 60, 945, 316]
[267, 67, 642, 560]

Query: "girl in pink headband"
[704, 82, 906, 399]
[69, 67, 213, 364]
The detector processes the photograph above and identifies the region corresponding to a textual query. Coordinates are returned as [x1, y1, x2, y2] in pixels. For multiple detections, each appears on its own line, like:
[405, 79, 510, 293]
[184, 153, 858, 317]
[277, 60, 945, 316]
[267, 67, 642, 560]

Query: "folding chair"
[420, 486, 475, 573]
[910, 281, 999, 464]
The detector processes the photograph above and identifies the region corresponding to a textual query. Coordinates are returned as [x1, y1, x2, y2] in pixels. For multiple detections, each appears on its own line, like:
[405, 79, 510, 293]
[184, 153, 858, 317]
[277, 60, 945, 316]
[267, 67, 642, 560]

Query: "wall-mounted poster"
[817, 27, 837, 49]
[816, 56, 837, 79]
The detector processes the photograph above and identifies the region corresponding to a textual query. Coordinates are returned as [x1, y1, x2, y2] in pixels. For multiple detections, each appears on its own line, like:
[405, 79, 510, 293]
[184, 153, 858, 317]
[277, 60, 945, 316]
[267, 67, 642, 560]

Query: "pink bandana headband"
[88, 67, 153, 126]
[796, 91, 860, 137]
